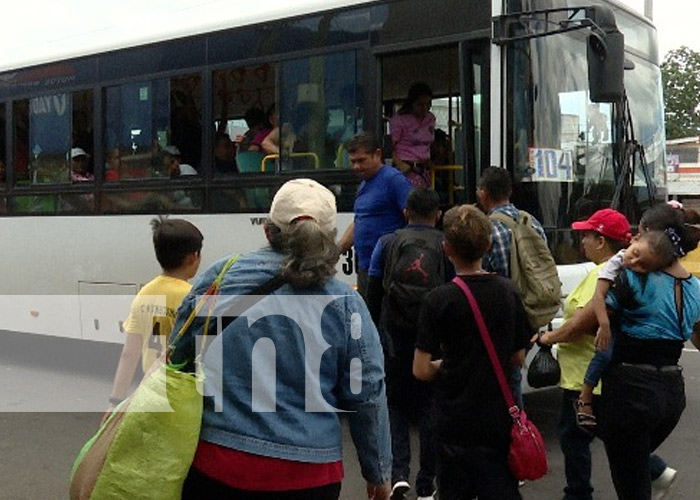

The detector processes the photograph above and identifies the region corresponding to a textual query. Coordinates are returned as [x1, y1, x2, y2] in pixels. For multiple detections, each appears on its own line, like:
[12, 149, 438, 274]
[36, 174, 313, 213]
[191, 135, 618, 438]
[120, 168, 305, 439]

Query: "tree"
[662, 46, 700, 139]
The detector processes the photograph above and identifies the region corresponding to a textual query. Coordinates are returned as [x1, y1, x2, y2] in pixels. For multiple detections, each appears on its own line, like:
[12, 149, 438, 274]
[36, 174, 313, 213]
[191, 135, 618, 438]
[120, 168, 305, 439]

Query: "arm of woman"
[392, 151, 410, 173]
[261, 127, 280, 155]
[390, 114, 410, 173]
[539, 300, 599, 346]
[339, 299, 392, 490]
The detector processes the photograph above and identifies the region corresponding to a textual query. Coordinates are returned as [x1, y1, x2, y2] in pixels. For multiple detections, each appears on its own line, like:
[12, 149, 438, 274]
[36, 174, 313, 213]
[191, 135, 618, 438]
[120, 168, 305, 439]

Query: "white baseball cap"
[269, 179, 337, 234]
[70, 147, 90, 159]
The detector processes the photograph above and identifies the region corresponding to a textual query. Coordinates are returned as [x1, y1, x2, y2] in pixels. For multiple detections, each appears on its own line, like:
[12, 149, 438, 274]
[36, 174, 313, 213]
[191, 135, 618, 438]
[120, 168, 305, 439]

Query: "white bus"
[0, 0, 665, 343]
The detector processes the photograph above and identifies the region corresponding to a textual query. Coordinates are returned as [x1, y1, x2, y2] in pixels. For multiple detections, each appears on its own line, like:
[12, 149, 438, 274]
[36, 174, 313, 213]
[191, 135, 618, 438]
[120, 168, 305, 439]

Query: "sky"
[645, 1, 700, 59]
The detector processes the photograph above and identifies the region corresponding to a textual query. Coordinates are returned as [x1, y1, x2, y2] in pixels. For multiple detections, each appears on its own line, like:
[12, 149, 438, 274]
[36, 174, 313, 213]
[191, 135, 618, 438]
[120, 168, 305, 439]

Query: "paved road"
[1, 331, 700, 499]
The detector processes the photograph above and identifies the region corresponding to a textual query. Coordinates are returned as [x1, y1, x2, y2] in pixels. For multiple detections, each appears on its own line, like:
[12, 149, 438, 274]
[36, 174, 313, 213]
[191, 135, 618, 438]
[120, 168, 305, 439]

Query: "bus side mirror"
[587, 30, 624, 102]
[586, 5, 625, 103]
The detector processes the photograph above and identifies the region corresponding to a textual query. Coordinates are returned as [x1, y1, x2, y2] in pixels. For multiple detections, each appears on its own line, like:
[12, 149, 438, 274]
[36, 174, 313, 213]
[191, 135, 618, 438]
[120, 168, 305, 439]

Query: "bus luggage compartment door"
[78, 281, 137, 343]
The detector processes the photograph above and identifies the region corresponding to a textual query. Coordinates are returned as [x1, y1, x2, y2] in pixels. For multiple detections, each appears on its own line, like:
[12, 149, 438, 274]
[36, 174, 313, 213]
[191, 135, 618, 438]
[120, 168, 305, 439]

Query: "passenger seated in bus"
[162, 146, 198, 207]
[163, 145, 198, 177]
[69, 147, 94, 182]
[213, 132, 237, 175]
[105, 217, 203, 419]
[104, 147, 122, 181]
[238, 106, 269, 153]
[259, 103, 281, 155]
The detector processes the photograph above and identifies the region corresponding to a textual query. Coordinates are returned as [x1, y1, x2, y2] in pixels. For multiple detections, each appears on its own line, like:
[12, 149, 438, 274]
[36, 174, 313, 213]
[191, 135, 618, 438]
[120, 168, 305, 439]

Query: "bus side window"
[104, 74, 202, 181]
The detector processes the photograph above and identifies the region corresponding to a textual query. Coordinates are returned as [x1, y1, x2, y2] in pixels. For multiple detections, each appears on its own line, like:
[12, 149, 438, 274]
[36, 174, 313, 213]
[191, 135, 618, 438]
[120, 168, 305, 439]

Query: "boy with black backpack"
[367, 188, 453, 500]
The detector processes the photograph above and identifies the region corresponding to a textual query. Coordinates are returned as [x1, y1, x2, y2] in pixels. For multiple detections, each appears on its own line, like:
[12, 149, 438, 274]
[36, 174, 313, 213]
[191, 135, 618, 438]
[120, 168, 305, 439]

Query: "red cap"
[571, 208, 631, 243]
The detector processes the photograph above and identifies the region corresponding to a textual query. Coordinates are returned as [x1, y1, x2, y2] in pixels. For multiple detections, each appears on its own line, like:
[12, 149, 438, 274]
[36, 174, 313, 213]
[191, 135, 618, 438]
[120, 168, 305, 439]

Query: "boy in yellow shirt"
[106, 217, 203, 412]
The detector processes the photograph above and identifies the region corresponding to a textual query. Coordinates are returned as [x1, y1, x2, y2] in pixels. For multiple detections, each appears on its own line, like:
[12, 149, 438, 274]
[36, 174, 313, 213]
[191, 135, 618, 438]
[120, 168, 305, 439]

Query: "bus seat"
[236, 151, 266, 172]
[236, 151, 269, 209]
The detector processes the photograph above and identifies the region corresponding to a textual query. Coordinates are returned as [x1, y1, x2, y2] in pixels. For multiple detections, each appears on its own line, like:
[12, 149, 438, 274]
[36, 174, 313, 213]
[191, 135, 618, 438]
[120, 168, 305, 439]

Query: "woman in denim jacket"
[171, 179, 392, 500]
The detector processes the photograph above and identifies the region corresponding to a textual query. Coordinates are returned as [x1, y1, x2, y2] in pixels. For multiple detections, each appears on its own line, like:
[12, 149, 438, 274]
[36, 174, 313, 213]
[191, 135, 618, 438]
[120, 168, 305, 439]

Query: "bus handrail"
[262, 152, 319, 172]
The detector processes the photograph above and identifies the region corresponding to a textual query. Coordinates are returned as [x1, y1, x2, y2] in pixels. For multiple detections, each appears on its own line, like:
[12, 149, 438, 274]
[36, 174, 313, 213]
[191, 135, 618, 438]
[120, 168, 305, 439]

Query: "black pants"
[559, 389, 670, 500]
[435, 441, 521, 500]
[599, 364, 685, 500]
[181, 467, 342, 500]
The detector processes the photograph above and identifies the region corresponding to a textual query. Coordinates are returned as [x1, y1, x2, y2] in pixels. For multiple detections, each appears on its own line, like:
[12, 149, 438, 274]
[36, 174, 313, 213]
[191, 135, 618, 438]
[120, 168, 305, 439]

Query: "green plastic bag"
[70, 364, 202, 500]
[70, 255, 239, 500]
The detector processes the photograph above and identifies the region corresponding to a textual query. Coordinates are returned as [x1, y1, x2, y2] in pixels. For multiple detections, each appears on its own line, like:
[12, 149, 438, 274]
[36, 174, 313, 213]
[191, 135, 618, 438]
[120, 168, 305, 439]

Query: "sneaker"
[390, 480, 411, 500]
[652, 467, 677, 500]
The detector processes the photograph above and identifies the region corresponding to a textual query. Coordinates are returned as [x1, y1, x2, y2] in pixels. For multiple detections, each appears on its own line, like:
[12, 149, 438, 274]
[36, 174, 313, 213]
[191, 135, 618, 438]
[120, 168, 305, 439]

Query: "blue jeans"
[583, 338, 614, 388]
[559, 389, 669, 500]
[510, 365, 524, 409]
[559, 390, 596, 500]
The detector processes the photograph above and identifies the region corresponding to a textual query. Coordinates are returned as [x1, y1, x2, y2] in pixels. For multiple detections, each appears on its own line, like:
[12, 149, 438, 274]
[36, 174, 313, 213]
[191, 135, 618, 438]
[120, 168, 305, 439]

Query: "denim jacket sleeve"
[336, 292, 392, 485]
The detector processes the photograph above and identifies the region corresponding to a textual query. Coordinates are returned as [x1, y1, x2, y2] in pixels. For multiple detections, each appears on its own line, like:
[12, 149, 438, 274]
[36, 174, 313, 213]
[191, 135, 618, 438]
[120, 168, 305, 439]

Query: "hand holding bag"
[527, 342, 561, 389]
[453, 277, 548, 481]
[70, 255, 239, 500]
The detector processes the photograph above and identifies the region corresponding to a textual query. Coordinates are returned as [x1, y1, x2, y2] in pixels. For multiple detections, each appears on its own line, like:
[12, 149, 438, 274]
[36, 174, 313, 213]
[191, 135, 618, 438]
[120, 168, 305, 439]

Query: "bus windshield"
[507, 3, 665, 264]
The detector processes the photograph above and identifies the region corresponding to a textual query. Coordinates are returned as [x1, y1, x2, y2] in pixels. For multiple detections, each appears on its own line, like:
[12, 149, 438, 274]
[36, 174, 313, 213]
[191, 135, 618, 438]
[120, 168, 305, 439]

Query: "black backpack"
[382, 227, 446, 332]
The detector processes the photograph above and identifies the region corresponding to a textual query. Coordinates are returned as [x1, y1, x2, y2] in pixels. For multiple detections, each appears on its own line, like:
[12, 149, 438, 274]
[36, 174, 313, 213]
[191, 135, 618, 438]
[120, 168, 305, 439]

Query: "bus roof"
[0, 0, 375, 73]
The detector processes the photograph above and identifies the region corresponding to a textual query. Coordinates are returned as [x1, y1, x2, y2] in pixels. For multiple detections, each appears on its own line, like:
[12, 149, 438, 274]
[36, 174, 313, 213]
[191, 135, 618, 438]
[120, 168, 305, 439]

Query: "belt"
[620, 362, 681, 373]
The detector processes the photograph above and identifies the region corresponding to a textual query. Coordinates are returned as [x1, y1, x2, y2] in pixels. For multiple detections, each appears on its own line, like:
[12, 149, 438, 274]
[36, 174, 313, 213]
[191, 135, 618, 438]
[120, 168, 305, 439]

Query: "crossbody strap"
[452, 276, 518, 413]
[170, 254, 240, 347]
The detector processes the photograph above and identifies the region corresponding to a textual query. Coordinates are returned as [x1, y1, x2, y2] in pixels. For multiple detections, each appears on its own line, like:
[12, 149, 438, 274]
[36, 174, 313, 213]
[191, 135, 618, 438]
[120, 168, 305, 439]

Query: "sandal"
[574, 399, 597, 429]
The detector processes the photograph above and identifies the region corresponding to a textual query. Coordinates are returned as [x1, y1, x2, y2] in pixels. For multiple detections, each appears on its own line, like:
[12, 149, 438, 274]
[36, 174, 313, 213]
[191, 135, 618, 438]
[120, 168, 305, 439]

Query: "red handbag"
[453, 277, 548, 481]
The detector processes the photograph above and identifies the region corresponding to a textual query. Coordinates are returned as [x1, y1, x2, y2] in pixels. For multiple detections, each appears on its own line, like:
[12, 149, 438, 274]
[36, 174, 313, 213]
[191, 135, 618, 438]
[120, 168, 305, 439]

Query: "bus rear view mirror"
[587, 29, 624, 102]
[586, 5, 625, 103]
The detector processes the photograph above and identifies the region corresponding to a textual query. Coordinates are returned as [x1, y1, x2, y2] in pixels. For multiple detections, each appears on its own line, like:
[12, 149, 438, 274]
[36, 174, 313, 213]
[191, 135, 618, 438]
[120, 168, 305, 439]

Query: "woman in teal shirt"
[544, 204, 700, 499]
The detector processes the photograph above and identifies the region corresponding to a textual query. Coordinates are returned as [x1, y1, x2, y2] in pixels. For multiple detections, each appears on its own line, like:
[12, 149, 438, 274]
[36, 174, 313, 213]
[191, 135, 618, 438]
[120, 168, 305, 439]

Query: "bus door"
[379, 41, 488, 207]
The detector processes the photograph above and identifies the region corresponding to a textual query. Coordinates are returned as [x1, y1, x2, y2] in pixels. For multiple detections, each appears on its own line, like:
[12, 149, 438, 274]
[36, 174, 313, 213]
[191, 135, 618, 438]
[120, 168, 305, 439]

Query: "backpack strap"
[490, 209, 536, 229]
[167, 257, 286, 369]
[489, 210, 517, 228]
[217, 275, 287, 332]
[489, 210, 520, 281]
